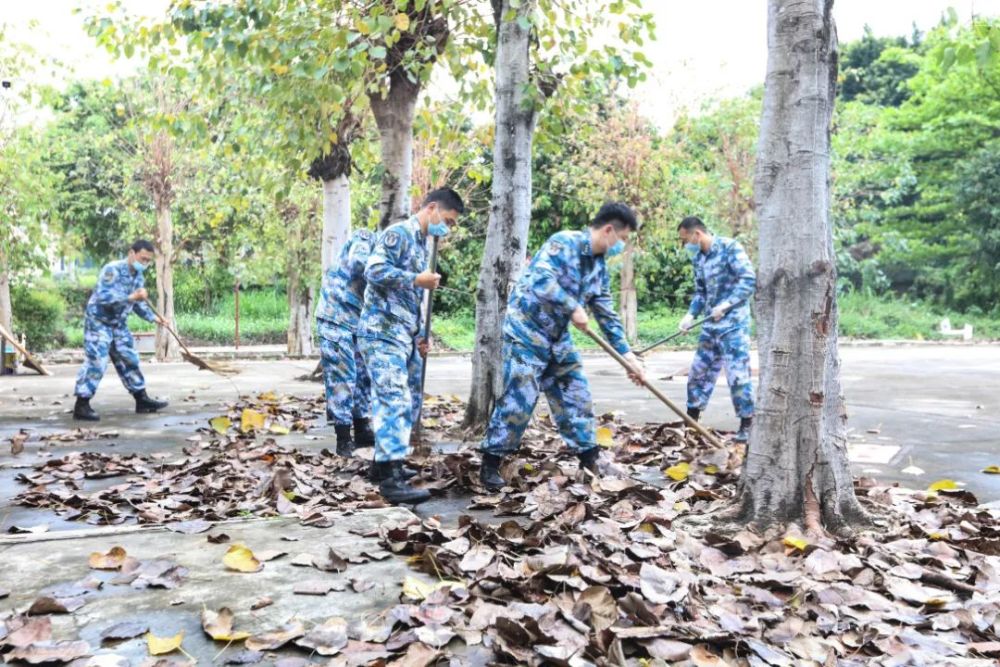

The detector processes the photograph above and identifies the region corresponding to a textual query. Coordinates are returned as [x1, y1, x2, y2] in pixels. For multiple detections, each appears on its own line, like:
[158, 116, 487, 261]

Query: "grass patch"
[58, 292, 1000, 351]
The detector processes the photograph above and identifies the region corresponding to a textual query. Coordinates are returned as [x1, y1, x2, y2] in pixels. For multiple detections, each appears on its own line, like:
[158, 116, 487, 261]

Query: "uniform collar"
[578, 230, 594, 258]
[406, 215, 426, 245]
[701, 237, 721, 257]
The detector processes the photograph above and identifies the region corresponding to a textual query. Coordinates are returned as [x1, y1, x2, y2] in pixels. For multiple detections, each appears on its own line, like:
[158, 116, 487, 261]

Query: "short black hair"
[678, 216, 708, 233]
[591, 202, 638, 231]
[131, 239, 155, 253]
[423, 187, 465, 215]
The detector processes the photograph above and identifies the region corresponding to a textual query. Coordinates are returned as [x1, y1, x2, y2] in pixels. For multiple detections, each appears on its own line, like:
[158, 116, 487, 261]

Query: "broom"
[144, 301, 240, 377]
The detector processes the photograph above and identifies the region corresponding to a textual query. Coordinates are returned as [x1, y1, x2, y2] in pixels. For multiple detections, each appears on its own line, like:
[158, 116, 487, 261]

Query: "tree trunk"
[619, 241, 638, 343]
[370, 80, 418, 230]
[734, 0, 865, 533]
[463, 0, 538, 431]
[321, 174, 352, 271]
[286, 219, 314, 358]
[0, 243, 11, 335]
[154, 205, 180, 362]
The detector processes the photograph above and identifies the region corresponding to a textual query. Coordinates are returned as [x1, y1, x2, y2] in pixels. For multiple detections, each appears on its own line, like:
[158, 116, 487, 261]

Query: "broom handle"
[581, 326, 726, 450]
[143, 300, 193, 356]
[418, 236, 440, 407]
[635, 299, 745, 357]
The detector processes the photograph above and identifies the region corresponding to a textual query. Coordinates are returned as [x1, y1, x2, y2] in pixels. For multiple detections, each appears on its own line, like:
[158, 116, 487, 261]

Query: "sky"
[2, 0, 998, 129]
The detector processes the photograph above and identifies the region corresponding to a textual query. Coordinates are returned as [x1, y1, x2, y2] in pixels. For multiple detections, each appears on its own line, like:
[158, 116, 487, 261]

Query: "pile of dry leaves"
[7, 392, 1000, 665]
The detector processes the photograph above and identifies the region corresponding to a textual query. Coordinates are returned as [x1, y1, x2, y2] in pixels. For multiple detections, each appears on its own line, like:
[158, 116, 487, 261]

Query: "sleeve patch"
[547, 241, 563, 256]
[102, 269, 116, 284]
[383, 231, 400, 249]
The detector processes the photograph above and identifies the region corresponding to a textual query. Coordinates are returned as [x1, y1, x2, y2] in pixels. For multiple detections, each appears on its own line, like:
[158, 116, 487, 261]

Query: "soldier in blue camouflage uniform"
[315, 229, 376, 457]
[677, 216, 756, 442]
[358, 188, 465, 505]
[73, 240, 169, 421]
[479, 203, 646, 492]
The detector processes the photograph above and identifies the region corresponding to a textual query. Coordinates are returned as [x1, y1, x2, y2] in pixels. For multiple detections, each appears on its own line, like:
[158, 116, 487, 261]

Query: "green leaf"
[941, 46, 956, 72]
[517, 15, 531, 31]
[370, 45, 387, 59]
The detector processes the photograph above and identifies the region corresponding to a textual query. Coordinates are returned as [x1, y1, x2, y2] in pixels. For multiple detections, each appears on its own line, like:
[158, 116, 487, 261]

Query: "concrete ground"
[1, 345, 998, 662]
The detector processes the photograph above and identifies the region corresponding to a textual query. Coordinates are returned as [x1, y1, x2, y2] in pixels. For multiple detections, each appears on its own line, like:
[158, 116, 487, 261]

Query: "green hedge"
[12, 286, 67, 351]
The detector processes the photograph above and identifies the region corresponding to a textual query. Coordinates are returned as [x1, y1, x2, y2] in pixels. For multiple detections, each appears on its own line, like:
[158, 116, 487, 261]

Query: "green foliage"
[11, 286, 66, 351]
[839, 26, 922, 107]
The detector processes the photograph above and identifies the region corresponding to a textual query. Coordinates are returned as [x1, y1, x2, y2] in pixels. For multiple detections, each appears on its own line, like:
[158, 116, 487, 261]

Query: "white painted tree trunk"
[370, 87, 418, 230]
[154, 205, 180, 362]
[321, 174, 352, 271]
[464, 0, 538, 430]
[736, 0, 865, 532]
[619, 241, 638, 343]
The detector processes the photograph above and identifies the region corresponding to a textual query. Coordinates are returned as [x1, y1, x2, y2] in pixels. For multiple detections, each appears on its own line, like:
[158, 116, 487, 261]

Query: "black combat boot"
[686, 407, 701, 422]
[133, 389, 168, 414]
[479, 453, 506, 492]
[369, 458, 418, 481]
[578, 447, 601, 475]
[73, 396, 100, 422]
[377, 461, 430, 505]
[334, 424, 355, 457]
[734, 417, 752, 443]
[353, 417, 375, 447]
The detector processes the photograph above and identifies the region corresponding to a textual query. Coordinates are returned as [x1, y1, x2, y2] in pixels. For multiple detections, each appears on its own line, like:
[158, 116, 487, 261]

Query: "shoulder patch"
[357, 229, 374, 240]
[102, 268, 116, 284]
[547, 241, 563, 255]
[383, 231, 400, 249]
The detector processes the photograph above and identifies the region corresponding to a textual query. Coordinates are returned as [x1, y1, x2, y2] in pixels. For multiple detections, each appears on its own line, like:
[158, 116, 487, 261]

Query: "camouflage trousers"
[358, 336, 424, 462]
[482, 336, 595, 456]
[687, 327, 754, 418]
[318, 323, 371, 426]
[74, 319, 145, 399]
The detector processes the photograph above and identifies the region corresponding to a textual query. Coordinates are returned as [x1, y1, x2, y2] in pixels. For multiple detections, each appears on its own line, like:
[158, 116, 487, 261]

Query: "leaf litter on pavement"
[2, 392, 999, 665]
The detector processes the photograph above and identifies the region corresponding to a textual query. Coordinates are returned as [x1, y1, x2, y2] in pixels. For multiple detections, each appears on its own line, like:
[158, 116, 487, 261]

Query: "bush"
[12, 287, 67, 351]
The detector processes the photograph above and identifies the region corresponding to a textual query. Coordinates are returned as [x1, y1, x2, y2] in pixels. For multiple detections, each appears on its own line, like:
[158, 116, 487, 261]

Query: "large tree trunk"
[734, 0, 864, 533]
[463, 0, 538, 430]
[154, 205, 180, 362]
[370, 82, 418, 230]
[286, 245, 314, 358]
[0, 245, 12, 336]
[321, 175, 352, 271]
[619, 241, 638, 343]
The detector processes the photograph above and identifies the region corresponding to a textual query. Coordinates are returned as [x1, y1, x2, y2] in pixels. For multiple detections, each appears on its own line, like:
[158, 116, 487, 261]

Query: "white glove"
[678, 313, 695, 332]
[711, 301, 731, 321]
[622, 351, 645, 385]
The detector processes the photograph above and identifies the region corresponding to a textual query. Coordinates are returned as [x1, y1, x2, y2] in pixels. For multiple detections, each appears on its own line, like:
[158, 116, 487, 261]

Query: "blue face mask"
[428, 211, 450, 237]
[131, 260, 147, 273]
[684, 242, 700, 257]
[606, 240, 625, 258]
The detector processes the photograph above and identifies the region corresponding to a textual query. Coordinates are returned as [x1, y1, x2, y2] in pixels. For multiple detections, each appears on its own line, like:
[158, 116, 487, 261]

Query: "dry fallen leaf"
[5, 640, 90, 664]
[783, 535, 809, 551]
[596, 426, 614, 448]
[202, 607, 250, 642]
[223, 544, 262, 573]
[982, 465, 1000, 474]
[146, 631, 184, 656]
[928, 479, 958, 492]
[89, 547, 128, 570]
[209, 416, 231, 434]
[244, 622, 305, 652]
[664, 461, 691, 481]
[240, 409, 266, 432]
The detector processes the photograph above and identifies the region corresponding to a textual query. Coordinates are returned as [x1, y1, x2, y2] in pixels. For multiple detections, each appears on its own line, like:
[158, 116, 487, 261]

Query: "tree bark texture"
[0, 246, 12, 340]
[370, 86, 418, 230]
[153, 205, 180, 362]
[321, 174, 352, 271]
[619, 241, 638, 343]
[285, 216, 314, 358]
[463, 0, 538, 430]
[309, 146, 354, 271]
[736, 0, 865, 531]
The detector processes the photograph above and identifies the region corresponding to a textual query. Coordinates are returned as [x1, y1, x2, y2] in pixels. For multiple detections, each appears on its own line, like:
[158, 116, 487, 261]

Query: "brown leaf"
[642, 638, 692, 660]
[89, 547, 128, 570]
[207, 533, 230, 544]
[576, 586, 618, 632]
[639, 562, 689, 604]
[293, 580, 334, 596]
[294, 617, 348, 656]
[244, 622, 305, 651]
[6, 616, 52, 647]
[100, 622, 150, 642]
[390, 642, 440, 666]
[250, 597, 273, 611]
[6, 640, 90, 664]
[690, 643, 726, 666]
[166, 520, 213, 535]
[253, 549, 287, 562]
[27, 596, 87, 615]
[314, 548, 349, 572]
